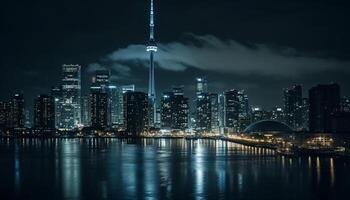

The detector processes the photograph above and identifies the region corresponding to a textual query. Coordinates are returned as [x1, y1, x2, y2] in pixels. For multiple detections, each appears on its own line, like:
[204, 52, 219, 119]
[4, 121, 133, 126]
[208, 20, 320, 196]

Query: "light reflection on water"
[0, 138, 349, 200]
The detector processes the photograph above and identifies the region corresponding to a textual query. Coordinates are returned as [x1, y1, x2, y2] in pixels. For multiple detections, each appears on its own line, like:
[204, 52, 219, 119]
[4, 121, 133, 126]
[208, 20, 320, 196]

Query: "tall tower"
[146, 0, 157, 127]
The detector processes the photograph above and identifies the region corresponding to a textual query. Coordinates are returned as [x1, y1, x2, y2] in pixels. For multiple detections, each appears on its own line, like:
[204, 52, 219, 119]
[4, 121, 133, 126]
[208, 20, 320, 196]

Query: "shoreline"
[1, 135, 349, 158]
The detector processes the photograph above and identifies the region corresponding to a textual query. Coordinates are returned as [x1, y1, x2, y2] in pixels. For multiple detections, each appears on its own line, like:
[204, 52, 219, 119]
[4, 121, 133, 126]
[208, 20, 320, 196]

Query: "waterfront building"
[81, 96, 91, 127]
[237, 90, 250, 131]
[33, 95, 55, 130]
[210, 93, 219, 130]
[124, 91, 148, 136]
[223, 89, 240, 131]
[309, 83, 340, 132]
[161, 86, 189, 130]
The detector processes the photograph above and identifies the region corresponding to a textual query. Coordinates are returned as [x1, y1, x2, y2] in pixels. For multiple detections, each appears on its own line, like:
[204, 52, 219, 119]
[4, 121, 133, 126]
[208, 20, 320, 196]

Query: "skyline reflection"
[0, 138, 349, 200]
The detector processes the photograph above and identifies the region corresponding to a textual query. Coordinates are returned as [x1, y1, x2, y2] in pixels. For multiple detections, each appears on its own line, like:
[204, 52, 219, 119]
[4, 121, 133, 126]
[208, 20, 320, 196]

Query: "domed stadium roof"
[244, 120, 293, 134]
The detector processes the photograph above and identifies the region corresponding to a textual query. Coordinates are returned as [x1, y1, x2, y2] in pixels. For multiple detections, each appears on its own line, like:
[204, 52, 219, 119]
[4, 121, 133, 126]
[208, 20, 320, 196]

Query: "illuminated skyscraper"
[196, 77, 208, 95]
[51, 86, 63, 128]
[283, 85, 303, 130]
[81, 96, 91, 127]
[117, 85, 135, 126]
[210, 93, 219, 130]
[61, 64, 81, 129]
[161, 86, 189, 130]
[195, 77, 211, 132]
[146, 0, 157, 127]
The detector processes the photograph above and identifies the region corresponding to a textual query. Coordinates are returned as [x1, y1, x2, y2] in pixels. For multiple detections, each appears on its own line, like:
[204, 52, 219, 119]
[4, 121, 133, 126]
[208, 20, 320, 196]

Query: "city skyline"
[1, 0, 350, 110]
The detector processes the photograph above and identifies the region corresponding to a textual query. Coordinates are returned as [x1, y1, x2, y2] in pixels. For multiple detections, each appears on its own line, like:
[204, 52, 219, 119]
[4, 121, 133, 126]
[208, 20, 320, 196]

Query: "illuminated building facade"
[61, 64, 81, 129]
[161, 86, 189, 130]
[33, 94, 55, 130]
[117, 85, 135, 126]
[51, 86, 63, 128]
[283, 85, 303, 130]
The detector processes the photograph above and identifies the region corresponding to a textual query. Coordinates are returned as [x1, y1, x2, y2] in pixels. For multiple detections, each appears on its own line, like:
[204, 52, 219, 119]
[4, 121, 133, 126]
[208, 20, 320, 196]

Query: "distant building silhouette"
[0, 101, 11, 129]
[11, 93, 25, 129]
[33, 95, 55, 130]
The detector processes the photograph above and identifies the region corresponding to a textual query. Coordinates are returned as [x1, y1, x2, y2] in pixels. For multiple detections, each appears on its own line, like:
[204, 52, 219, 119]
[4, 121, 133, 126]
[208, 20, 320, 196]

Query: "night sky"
[1, 0, 349, 110]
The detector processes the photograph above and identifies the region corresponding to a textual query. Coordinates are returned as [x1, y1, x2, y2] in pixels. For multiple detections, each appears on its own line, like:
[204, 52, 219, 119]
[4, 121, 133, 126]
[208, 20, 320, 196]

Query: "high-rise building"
[0, 101, 11, 129]
[108, 85, 118, 126]
[195, 77, 211, 132]
[223, 90, 239, 131]
[93, 70, 110, 90]
[283, 85, 303, 130]
[309, 83, 340, 132]
[81, 96, 91, 127]
[237, 90, 250, 131]
[195, 93, 211, 132]
[146, 0, 158, 128]
[161, 87, 189, 130]
[124, 91, 148, 136]
[341, 97, 350, 112]
[117, 85, 135, 126]
[91, 70, 113, 126]
[11, 93, 25, 129]
[51, 86, 63, 129]
[196, 77, 208, 95]
[90, 85, 108, 130]
[301, 98, 309, 130]
[251, 107, 272, 122]
[218, 93, 225, 128]
[61, 64, 81, 129]
[271, 107, 284, 122]
[210, 93, 219, 130]
[33, 95, 55, 130]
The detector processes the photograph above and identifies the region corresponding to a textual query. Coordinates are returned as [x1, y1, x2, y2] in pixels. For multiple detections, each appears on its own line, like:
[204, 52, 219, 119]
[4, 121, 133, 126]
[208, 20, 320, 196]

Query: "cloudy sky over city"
[1, 0, 349, 108]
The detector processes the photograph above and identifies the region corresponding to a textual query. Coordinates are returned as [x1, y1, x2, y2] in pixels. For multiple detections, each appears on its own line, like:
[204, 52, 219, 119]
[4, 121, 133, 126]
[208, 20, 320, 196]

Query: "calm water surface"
[0, 138, 349, 200]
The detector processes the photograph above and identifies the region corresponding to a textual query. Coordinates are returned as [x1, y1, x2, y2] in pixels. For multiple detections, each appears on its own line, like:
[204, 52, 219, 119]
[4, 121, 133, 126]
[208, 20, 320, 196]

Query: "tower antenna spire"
[146, 0, 158, 127]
